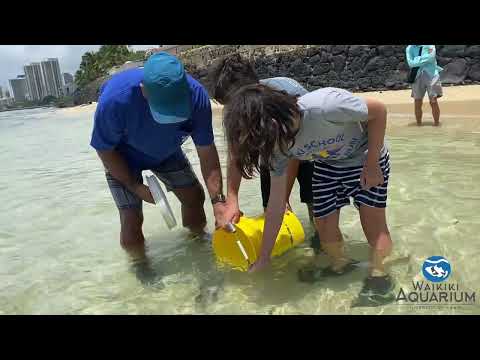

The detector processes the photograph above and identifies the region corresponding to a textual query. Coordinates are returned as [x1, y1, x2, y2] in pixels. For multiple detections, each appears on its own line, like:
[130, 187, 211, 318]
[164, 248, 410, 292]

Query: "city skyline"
[0, 45, 157, 91]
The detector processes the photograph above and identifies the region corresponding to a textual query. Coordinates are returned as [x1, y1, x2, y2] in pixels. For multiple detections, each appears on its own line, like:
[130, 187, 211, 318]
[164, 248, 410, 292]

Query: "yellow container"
[212, 211, 305, 272]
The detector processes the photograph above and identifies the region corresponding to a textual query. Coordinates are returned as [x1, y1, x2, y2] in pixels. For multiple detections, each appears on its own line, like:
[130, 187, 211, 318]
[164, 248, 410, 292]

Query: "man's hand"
[131, 183, 155, 204]
[214, 198, 243, 229]
[360, 161, 384, 190]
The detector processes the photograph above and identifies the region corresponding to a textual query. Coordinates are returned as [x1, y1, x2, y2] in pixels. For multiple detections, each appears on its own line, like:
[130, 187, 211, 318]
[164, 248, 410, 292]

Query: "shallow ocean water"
[1, 105, 479, 315]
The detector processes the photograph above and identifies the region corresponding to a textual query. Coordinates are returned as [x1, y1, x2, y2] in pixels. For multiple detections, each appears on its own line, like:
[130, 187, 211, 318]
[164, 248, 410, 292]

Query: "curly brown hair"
[206, 53, 259, 105]
[223, 84, 301, 179]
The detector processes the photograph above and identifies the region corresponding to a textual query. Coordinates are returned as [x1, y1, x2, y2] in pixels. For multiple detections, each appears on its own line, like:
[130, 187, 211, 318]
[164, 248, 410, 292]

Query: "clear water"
[1, 106, 479, 315]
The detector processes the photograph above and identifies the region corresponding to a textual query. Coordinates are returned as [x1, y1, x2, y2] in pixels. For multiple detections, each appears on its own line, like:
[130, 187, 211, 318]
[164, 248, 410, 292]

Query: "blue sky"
[0, 45, 157, 91]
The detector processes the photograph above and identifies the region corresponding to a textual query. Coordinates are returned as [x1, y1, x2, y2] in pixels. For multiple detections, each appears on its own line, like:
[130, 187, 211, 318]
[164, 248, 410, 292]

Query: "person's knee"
[429, 97, 438, 105]
[314, 215, 339, 241]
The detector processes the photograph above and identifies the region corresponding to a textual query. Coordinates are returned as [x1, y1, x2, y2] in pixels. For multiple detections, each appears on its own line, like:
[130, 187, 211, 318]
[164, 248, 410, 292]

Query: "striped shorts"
[312, 151, 391, 218]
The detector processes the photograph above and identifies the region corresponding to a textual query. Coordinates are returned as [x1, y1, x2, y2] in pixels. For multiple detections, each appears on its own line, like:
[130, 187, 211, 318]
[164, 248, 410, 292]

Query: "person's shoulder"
[300, 87, 350, 104]
[300, 87, 362, 114]
[186, 74, 208, 94]
[98, 69, 142, 109]
[261, 77, 308, 96]
[186, 74, 211, 110]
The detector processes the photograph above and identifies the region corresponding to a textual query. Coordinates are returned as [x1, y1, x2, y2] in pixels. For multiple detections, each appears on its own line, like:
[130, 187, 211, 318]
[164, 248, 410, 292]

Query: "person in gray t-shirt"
[206, 54, 321, 252]
[223, 83, 396, 306]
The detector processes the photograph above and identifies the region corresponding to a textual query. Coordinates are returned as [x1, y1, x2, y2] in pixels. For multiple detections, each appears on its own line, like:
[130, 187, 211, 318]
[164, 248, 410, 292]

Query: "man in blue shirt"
[406, 45, 443, 126]
[90, 52, 228, 260]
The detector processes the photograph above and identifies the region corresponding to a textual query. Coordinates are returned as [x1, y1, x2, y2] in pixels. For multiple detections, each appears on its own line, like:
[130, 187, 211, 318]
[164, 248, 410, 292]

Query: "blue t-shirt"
[90, 68, 213, 171]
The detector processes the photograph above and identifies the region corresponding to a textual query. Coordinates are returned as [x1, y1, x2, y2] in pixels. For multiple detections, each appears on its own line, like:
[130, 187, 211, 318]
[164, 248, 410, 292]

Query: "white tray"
[146, 175, 177, 230]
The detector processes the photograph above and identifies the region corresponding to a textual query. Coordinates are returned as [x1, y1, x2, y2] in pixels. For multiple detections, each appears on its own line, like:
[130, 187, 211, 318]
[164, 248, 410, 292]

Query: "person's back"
[93, 67, 213, 171]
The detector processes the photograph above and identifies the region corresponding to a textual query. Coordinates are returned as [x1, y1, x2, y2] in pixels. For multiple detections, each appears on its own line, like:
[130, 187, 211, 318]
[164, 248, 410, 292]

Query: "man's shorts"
[106, 150, 200, 210]
[412, 72, 443, 100]
[260, 160, 313, 208]
[312, 151, 391, 218]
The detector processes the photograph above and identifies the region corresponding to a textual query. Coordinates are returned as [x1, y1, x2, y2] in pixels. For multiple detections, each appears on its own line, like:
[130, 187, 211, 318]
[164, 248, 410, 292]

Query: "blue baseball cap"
[143, 52, 192, 124]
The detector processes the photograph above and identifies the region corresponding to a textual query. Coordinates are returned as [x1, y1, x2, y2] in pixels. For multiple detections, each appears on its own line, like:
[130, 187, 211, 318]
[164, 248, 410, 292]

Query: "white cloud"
[0, 45, 157, 90]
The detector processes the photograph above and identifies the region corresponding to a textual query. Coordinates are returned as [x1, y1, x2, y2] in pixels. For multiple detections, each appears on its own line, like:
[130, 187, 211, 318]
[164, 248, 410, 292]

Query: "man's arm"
[196, 144, 223, 200]
[226, 145, 242, 206]
[97, 149, 154, 203]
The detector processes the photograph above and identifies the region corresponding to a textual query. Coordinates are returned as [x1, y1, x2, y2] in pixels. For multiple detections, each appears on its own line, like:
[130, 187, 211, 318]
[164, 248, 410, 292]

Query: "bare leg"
[414, 99, 423, 126]
[119, 208, 160, 285]
[314, 210, 348, 271]
[171, 183, 207, 235]
[430, 97, 440, 126]
[119, 208, 146, 257]
[358, 206, 392, 277]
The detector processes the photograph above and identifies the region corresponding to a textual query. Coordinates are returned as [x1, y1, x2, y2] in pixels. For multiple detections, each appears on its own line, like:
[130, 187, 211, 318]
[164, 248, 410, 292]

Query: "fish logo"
[318, 145, 345, 158]
[422, 256, 451, 283]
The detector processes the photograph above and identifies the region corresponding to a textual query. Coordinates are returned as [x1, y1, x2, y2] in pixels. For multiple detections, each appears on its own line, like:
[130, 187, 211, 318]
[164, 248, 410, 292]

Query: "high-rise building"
[9, 75, 28, 102]
[0, 85, 3, 98]
[5, 89, 10, 98]
[41, 58, 63, 98]
[24, 62, 47, 101]
[63, 72, 74, 85]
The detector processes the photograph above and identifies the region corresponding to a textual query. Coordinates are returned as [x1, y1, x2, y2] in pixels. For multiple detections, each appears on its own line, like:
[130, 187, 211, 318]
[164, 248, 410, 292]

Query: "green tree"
[75, 45, 137, 88]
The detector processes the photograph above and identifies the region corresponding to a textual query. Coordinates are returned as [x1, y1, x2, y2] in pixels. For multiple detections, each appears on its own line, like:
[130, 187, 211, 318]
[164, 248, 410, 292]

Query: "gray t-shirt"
[271, 87, 387, 176]
[260, 77, 308, 97]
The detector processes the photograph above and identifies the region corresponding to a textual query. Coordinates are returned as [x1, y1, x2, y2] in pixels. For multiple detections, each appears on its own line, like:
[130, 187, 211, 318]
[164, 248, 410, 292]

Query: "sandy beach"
[58, 85, 480, 133]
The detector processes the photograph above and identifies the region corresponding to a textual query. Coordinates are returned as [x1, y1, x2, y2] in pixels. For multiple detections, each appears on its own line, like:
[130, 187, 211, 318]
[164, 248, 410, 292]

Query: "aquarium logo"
[422, 256, 451, 282]
[395, 256, 476, 310]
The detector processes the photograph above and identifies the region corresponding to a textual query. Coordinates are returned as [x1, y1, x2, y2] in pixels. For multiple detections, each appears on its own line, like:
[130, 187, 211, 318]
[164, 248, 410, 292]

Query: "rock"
[365, 56, 386, 72]
[290, 58, 310, 76]
[73, 75, 111, 105]
[387, 56, 399, 67]
[326, 70, 339, 80]
[378, 45, 395, 57]
[340, 70, 353, 80]
[440, 45, 467, 57]
[466, 45, 480, 57]
[348, 45, 367, 57]
[441, 58, 468, 84]
[370, 76, 385, 86]
[313, 63, 331, 75]
[308, 54, 322, 65]
[358, 78, 371, 89]
[437, 57, 451, 67]
[306, 47, 320, 57]
[309, 77, 325, 87]
[349, 56, 367, 72]
[468, 63, 480, 81]
[332, 55, 346, 72]
[331, 45, 346, 55]
[397, 61, 408, 71]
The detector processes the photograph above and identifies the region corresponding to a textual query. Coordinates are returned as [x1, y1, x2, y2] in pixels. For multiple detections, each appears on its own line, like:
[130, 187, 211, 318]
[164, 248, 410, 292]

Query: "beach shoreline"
[57, 84, 480, 120]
